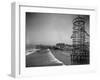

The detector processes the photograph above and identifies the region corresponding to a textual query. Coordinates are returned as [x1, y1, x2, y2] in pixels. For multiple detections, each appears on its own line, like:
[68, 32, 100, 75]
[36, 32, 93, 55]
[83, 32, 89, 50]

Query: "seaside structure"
[71, 16, 89, 64]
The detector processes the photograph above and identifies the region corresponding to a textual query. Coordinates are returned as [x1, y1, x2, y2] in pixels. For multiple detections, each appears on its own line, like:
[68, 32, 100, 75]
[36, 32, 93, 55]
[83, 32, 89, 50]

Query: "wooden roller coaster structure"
[71, 16, 89, 65]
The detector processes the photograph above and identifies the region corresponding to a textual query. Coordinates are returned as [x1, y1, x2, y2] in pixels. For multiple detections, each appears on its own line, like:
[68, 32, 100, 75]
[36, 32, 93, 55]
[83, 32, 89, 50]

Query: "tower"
[71, 16, 89, 64]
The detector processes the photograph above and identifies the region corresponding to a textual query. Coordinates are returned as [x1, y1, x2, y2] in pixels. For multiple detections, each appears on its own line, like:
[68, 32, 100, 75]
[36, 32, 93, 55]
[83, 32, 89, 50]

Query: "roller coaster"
[71, 16, 89, 65]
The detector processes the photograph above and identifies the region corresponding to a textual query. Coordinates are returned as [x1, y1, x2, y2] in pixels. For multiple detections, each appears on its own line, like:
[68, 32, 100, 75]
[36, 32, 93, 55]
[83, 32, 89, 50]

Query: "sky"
[26, 12, 89, 45]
